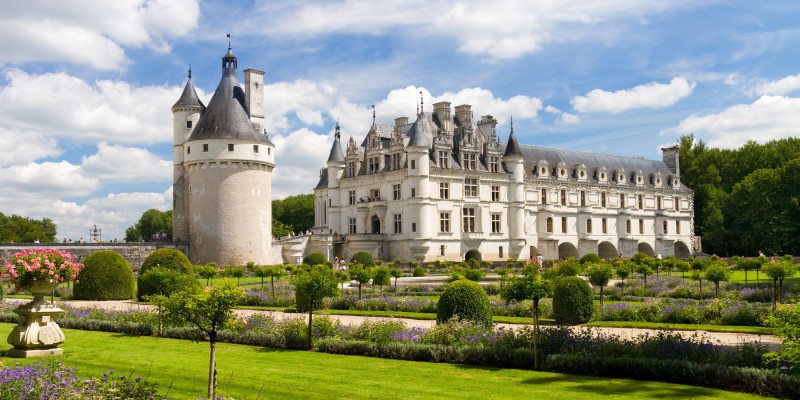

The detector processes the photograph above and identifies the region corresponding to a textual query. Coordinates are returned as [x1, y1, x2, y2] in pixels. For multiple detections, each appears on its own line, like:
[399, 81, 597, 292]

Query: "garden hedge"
[350, 251, 375, 267]
[302, 252, 328, 266]
[552, 276, 594, 325]
[436, 279, 492, 327]
[136, 266, 200, 301]
[73, 250, 135, 300]
[138, 248, 194, 276]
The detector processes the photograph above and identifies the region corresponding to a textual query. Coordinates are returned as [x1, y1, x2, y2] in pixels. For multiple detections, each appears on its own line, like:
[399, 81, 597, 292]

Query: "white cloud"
[560, 113, 581, 124]
[0, 69, 182, 145]
[0, 161, 99, 198]
[0, 128, 61, 166]
[668, 95, 800, 149]
[0, 0, 200, 70]
[544, 105, 561, 114]
[572, 77, 695, 114]
[81, 143, 171, 182]
[752, 73, 800, 96]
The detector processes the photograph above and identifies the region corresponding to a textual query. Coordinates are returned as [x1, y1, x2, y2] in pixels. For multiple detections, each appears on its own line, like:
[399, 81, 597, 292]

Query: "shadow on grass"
[522, 374, 723, 398]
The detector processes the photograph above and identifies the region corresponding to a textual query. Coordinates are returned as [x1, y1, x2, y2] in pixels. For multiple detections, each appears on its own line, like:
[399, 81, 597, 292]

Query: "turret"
[327, 122, 345, 188]
[504, 119, 525, 240]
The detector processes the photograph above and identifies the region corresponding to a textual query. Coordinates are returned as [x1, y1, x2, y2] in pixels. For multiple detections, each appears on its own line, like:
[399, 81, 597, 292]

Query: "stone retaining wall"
[0, 243, 187, 271]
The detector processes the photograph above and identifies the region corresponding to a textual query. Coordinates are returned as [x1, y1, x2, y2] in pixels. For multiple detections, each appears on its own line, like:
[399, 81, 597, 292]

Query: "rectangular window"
[348, 190, 355, 205]
[489, 156, 500, 173]
[674, 197, 680, 211]
[581, 191, 586, 206]
[347, 162, 356, 178]
[626, 220, 631, 234]
[393, 184, 401, 200]
[638, 195, 643, 209]
[228, 143, 234, 151]
[439, 212, 450, 233]
[663, 221, 668, 234]
[601, 192, 606, 207]
[411, 160, 416, 169]
[203, 144, 209, 152]
[348, 218, 357, 234]
[676, 221, 681, 234]
[620, 194, 625, 208]
[440, 245, 446, 256]
[462, 208, 476, 233]
[186, 120, 192, 129]
[393, 214, 402, 234]
[253, 145, 259, 153]
[546, 217, 553, 233]
[440, 182, 450, 199]
[491, 213, 501, 233]
[541, 189, 547, 204]
[411, 188, 416, 197]
[464, 178, 478, 197]
[657, 196, 662, 210]
[411, 223, 416, 232]
[438, 151, 449, 168]
[392, 153, 402, 170]
[586, 219, 592, 234]
[561, 217, 567, 233]
[499, 246, 504, 258]
[639, 219, 644, 234]
[602, 218, 607, 234]
[464, 153, 477, 170]
[491, 185, 500, 202]
[368, 156, 380, 174]
[187, 147, 191, 154]
[370, 189, 381, 201]
[560, 190, 567, 205]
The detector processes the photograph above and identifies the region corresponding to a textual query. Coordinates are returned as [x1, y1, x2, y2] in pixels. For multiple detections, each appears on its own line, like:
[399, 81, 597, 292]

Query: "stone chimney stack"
[455, 104, 472, 127]
[395, 117, 409, 127]
[433, 101, 452, 134]
[661, 145, 680, 175]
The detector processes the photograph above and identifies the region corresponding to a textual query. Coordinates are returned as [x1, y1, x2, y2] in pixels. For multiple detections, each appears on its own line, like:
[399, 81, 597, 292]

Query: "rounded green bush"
[303, 252, 328, 266]
[580, 253, 602, 264]
[436, 279, 492, 327]
[413, 265, 426, 277]
[73, 250, 135, 300]
[552, 276, 594, 325]
[138, 248, 194, 277]
[350, 251, 375, 267]
[137, 266, 200, 301]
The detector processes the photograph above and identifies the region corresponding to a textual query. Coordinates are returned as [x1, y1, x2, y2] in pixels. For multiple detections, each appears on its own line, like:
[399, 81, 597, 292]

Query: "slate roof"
[172, 75, 205, 110]
[407, 112, 437, 147]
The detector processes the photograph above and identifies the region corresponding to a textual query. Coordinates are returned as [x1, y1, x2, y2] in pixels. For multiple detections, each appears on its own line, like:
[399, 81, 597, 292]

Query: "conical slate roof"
[172, 73, 205, 110]
[407, 112, 436, 148]
[327, 123, 345, 162]
[187, 49, 270, 143]
[503, 131, 522, 158]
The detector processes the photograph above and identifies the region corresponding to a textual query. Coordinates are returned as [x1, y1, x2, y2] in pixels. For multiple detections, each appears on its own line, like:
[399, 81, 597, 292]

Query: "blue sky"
[1, 0, 799, 241]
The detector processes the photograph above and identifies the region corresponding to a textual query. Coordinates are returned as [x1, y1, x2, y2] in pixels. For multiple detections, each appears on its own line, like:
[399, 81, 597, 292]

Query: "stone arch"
[558, 242, 579, 260]
[371, 215, 381, 234]
[637, 242, 655, 257]
[465, 249, 482, 262]
[674, 241, 691, 259]
[598, 241, 618, 260]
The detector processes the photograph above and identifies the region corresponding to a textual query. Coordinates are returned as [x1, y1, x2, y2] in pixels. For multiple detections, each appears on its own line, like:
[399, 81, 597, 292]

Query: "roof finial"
[416, 102, 419, 115]
[510, 116, 514, 134]
[372, 104, 376, 126]
[419, 91, 424, 113]
[335, 119, 341, 140]
[227, 33, 232, 50]
[188, 65, 192, 79]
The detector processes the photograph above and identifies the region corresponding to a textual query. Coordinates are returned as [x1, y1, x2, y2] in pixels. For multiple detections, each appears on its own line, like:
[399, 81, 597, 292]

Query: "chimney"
[455, 104, 472, 127]
[661, 145, 680, 175]
[433, 101, 452, 133]
[395, 117, 409, 127]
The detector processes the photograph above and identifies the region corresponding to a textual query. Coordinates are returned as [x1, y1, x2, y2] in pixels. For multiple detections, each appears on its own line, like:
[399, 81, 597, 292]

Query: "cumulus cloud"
[0, 69, 182, 145]
[0, 161, 99, 198]
[0, 128, 61, 166]
[0, 0, 200, 70]
[751, 72, 800, 96]
[81, 143, 171, 182]
[668, 95, 800, 149]
[572, 77, 696, 114]
[560, 113, 581, 124]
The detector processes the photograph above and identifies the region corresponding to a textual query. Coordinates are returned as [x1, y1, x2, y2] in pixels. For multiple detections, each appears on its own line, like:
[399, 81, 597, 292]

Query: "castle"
[171, 45, 275, 265]
[313, 102, 695, 263]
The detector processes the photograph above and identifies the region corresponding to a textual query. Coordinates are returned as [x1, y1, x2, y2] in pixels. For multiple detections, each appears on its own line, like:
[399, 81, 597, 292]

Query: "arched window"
[546, 217, 553, 233]
[586, 219, 593, 234]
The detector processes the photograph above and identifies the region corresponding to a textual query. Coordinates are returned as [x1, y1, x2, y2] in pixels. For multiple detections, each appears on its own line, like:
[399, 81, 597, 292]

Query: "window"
[464, 153, 477, 170]
[370, 189, 381, 200]
[187, 147, 191, 154]
[561, 217, 568, 233]
[268, 148, 271, 155]
[491, 213, 501, 233]
[438, 151, 449, 168]
[499, 246, 504, 258]
[186, 120, 192, 129]
[203, 144, 209, 152]
[657, 196, 662, 210]
[674, 197, 680, 211]
[349, 218, 357, 234]
[560, 190, 567, 205]
[228, 143, 234, 151]
[393, 184, 401, 200]
[392, 153, 402, 170]
[601, 192, 606, 207]
[489, 156, 500, 173]
[676, 221, 681, 234]
[639, 219, 644, 234]
[347, 162, 356, 178]
[348, 190, 355, 205]
[586, 219, 593, 234]
[440, 182, 450, 199]
[546, 217, 553, 233]
[439, 212, 451, 233]
[368, 156, 380, 174]
[463, 207, 476, 232]
[663, 221, 668, 234]
[411, 223, 416, 232]
[253, 145, 259, 153]
[411, 160, 416, 169]
[541, 189, 547, 204]
[491, 186, 500, 201]
[393, 214, 402, 234]
[626, 220, 631, 234]
[580, 191, 586, 206]
[602, 218, 607, 234]
[620, 194, 625, 208]
[440, 245, 446, 256]
[411, 188, 416, 197]
[638, 195, 643, 209]
[464, 178, 478, 197]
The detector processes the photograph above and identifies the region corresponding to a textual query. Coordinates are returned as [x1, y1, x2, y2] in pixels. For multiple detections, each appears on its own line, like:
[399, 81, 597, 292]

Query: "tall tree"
[125, 209, 172, 242]
[0, 213, 57, 243]
[292, 265, 339, 349]
[272, 194, 314, 234]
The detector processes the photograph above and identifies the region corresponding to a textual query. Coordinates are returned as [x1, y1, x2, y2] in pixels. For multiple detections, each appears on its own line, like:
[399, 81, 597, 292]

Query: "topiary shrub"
[350, 251, 375, 267]
[580, 253, 602, 264]
[413, 265, 426, 277]
[303, 252, 328, 266]
[552, 276, 594, 325]
[73, 250, 135, 300]
[137, 267, 200, 301]
[436, 279, 492, 327]
[138, 248, 194, 277]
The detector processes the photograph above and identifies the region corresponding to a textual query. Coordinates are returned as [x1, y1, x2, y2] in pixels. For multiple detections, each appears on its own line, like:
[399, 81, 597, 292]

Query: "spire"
[335, 119, 340, 140]
[188, 65, 192, 79]
[419, 91, 424, 114]
[372, 105, 376, 126]
[172, 65, 205, 110]
[327, 122, 345, 162]
[503, 117, 522, 158]
[222, 34, 237, 73]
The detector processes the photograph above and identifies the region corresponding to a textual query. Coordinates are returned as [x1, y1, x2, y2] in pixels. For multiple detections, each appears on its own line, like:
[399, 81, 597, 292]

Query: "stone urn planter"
[6, 280, 67, 358]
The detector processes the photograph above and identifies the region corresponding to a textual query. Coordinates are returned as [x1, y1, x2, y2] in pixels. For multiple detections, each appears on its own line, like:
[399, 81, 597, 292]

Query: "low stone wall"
[0, 243, 186, 271]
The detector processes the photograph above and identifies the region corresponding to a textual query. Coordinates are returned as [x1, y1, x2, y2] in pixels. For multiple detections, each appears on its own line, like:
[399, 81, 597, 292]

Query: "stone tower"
[172, 45, 275, 265]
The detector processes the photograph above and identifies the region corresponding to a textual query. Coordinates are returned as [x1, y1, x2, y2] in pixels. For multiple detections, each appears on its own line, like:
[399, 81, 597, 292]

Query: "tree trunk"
[533, 298, 540, 370]
[698, 279, 703, 302]
[779, 278, 785, 304]
[772, 279, 778, 311]
[270, 277, 276, 298]
[744, 270, 748, 286]
[208, 336, 217, 400]
[714, 282, 719, 298]
[307, 307, 313, 349]
[358, 283, 362, 300]
[393, 278, 398, 291]
[599, 285, 604, 307]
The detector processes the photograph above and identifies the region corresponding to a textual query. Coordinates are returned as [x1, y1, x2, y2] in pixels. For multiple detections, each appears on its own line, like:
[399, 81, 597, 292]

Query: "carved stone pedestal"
[6, 282, 66, 358]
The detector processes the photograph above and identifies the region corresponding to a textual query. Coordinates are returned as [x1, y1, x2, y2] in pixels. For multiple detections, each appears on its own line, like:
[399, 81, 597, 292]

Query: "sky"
[1, 0, 799, 242]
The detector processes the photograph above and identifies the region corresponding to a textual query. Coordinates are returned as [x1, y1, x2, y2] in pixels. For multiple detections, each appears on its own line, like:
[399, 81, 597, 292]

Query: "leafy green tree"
[389, 268, 402, 291]
[690, 259, 708, 301]
[634, 263, 654, 285]
[221, 266, 246, 284]
[763, 259, 798, 310]
[291, 265, 339, 349]
[372, 266, 391, 296]
[272, 194, 314, 234]
[585, 262, 615, 306]
[197, 263, 218, 287]
[499, 268, 552, 369]
[766, 303, 800, 370]
[348, 263, 373, 300]
[350, 252, 375, 267]
[150, 279, 244, 400]
[614, 263, 630, 295]
[335, 270, 350, 295]
[675, 260, 691, 282]
[265, 265, 287, 298]
[735, 258, 761, 286]
[125, 209, 171, 242]
[704, 261, 731, 298]
[0, 212, 57, 243]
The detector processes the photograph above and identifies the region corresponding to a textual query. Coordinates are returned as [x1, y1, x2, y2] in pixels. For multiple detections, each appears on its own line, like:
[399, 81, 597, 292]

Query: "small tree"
[766, 303, 800, 370]
[690, 259, 708, 302]
[614, 265, 630, 295]
[585, 262, 615, 306]
[634, 263, 654, 285]
[266, 264, 287, 298]
[499, 268, 552, 369]
[372, 266, 391, 296]
[736, 258, 760, 286]
[335, 270, 349, 295]
[763, 259, 797, 311]
[676, 260, 691, 282]
[292, 265, 339, 349]
[197, 263, 218, 287]
[348, 263, 373, 300]
[552, 276, 594, 325]
[221, 266, 246, 284]
[389, 268, 402, 291]
[350, 252, 375, 267]
[704, 261, 731, 298]
[151, 279, 243, 400]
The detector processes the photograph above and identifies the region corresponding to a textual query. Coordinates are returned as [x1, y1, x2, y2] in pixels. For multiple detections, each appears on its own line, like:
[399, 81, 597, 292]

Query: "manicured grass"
[0, 323, 768, 400]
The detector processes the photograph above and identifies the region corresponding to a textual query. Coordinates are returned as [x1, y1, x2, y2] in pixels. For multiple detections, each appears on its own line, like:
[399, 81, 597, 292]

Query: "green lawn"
[0, 323, 769, 400]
